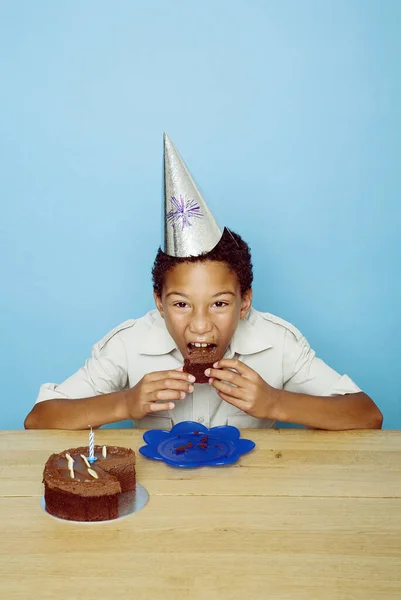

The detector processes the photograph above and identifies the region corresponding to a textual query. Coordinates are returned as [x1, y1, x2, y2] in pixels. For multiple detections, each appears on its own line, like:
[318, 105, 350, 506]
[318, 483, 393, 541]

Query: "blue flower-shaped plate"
[139, 421, 256, 468]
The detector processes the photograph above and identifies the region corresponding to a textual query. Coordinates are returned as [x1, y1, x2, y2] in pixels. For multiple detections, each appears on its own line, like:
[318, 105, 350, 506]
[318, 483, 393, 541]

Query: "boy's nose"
[189, 314, 213, 334]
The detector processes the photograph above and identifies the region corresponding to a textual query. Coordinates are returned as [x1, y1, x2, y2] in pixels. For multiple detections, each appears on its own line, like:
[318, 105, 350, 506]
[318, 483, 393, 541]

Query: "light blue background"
[1, 1, 400, 429]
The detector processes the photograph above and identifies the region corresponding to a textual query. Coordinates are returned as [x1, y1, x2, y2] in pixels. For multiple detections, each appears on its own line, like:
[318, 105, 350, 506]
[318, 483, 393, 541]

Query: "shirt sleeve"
[282, 330, 361, 396]
[35, 330, 129, 404]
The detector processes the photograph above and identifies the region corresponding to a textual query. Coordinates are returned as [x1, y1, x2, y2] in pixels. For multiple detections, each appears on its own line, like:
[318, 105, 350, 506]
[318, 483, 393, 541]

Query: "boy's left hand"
[205, 359, 279, 420]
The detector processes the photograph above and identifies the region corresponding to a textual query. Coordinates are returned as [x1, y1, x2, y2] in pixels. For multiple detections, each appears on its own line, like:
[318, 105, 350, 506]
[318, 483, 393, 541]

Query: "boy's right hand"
[121, 368, 195, 420]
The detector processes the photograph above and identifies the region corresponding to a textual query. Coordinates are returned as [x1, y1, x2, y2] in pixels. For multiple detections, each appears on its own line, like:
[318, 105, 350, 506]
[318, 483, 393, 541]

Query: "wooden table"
[1, 429, 401, 599]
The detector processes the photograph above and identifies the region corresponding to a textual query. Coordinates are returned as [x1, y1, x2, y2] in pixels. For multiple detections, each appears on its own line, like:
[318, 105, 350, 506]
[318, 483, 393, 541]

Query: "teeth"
[192, 343, 212, 348]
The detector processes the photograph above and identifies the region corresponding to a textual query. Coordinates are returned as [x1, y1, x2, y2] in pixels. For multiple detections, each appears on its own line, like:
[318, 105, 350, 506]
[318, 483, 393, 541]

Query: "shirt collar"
[138, 310, 177, 355]
[138, 307, 273, 356]
[230, 308, 273, 355]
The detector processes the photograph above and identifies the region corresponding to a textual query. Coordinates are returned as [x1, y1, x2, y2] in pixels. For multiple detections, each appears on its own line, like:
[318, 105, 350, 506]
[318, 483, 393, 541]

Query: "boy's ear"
[154, 292, 164, 318]
[239, 288, 252, 319]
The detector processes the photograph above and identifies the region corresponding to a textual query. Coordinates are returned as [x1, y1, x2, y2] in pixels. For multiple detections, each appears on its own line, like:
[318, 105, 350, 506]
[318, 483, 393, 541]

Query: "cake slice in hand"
[183, 346, 218, 384]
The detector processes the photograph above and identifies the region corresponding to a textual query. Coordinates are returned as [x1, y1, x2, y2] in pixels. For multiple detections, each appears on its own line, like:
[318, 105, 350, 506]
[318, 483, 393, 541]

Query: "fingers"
[136, 369, 196, 419]
[210, 377, 246, 400]
[149, 401, 176, 412]
[147, 380, 194, 412]
[216, 390, 248, 412]
[146, 386, 190, 414]
[147, 378, 194, 396]
[205, 367, 244, 388]
[150, 387, 193, 402]
[210, 358, 255, 378]
[146, 369, 195, 384]
[146, 387, 187, 414]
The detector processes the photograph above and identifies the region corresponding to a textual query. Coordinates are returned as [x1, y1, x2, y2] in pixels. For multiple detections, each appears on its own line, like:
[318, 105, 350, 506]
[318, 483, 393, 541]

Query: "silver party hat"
[163, 133, 222, 257]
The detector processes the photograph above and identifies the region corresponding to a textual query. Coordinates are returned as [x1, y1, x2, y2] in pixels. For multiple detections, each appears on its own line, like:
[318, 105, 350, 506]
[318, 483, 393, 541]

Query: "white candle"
[102, 445, 107, 458]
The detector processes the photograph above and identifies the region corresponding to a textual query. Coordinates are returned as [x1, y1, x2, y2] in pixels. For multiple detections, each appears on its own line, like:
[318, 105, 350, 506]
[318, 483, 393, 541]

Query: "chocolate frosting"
[43, 445, 135, 497]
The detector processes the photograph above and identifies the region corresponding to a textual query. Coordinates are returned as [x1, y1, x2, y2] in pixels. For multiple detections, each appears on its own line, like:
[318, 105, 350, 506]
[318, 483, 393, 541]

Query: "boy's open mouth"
[187, 342, 217, 352]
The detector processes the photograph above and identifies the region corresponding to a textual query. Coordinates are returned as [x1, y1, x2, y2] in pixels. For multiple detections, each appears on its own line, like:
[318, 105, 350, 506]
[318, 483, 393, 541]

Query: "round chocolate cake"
[43, 445, 136, 522]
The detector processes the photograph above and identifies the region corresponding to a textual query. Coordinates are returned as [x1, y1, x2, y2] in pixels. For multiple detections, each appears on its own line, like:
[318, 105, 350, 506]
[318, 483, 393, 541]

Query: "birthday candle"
[89, 426, 95, 460]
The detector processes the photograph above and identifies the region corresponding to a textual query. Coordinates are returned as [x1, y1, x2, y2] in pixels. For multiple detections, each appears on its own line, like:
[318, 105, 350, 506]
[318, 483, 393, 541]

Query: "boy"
[24, 135, 382, 431]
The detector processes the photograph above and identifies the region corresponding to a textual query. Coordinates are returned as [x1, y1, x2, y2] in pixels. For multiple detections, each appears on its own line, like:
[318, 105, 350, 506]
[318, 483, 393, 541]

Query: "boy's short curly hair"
[152, 228, 253, 297]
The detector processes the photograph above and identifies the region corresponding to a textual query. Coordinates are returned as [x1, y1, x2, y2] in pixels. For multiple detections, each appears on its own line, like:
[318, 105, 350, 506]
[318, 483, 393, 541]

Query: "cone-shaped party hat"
[163, 133, 222, 257]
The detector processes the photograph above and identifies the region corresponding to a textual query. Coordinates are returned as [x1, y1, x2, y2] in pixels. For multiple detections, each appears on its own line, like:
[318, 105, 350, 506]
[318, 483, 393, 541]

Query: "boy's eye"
[214, 301, 228, 308]
[174, 302, 188, 308]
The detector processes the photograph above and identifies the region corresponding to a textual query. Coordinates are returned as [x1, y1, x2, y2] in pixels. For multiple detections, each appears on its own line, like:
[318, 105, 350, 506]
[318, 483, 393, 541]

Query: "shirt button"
[197, 417, 204, 424]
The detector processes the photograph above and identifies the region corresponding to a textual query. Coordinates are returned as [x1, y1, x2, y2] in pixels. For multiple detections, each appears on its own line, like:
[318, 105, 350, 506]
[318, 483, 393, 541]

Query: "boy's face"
[154, 260, 252, 360]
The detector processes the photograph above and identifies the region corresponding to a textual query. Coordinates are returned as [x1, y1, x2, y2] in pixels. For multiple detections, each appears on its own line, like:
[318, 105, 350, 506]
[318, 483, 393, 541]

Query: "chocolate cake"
[183, 347, 218, 384]
[43, 445, 136, 522]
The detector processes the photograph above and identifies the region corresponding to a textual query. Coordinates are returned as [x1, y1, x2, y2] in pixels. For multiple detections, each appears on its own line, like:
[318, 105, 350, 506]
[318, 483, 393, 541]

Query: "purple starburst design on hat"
[166, 195, 203, 230]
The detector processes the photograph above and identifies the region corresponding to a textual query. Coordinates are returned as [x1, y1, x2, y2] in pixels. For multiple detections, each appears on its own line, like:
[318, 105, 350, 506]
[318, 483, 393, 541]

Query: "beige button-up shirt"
[36, 307, 361, 429]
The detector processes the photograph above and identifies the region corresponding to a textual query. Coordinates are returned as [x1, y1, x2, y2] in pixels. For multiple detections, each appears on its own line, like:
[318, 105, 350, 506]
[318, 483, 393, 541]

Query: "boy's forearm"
[272, 389, 383, 430]
[24, 390, 129, 430]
